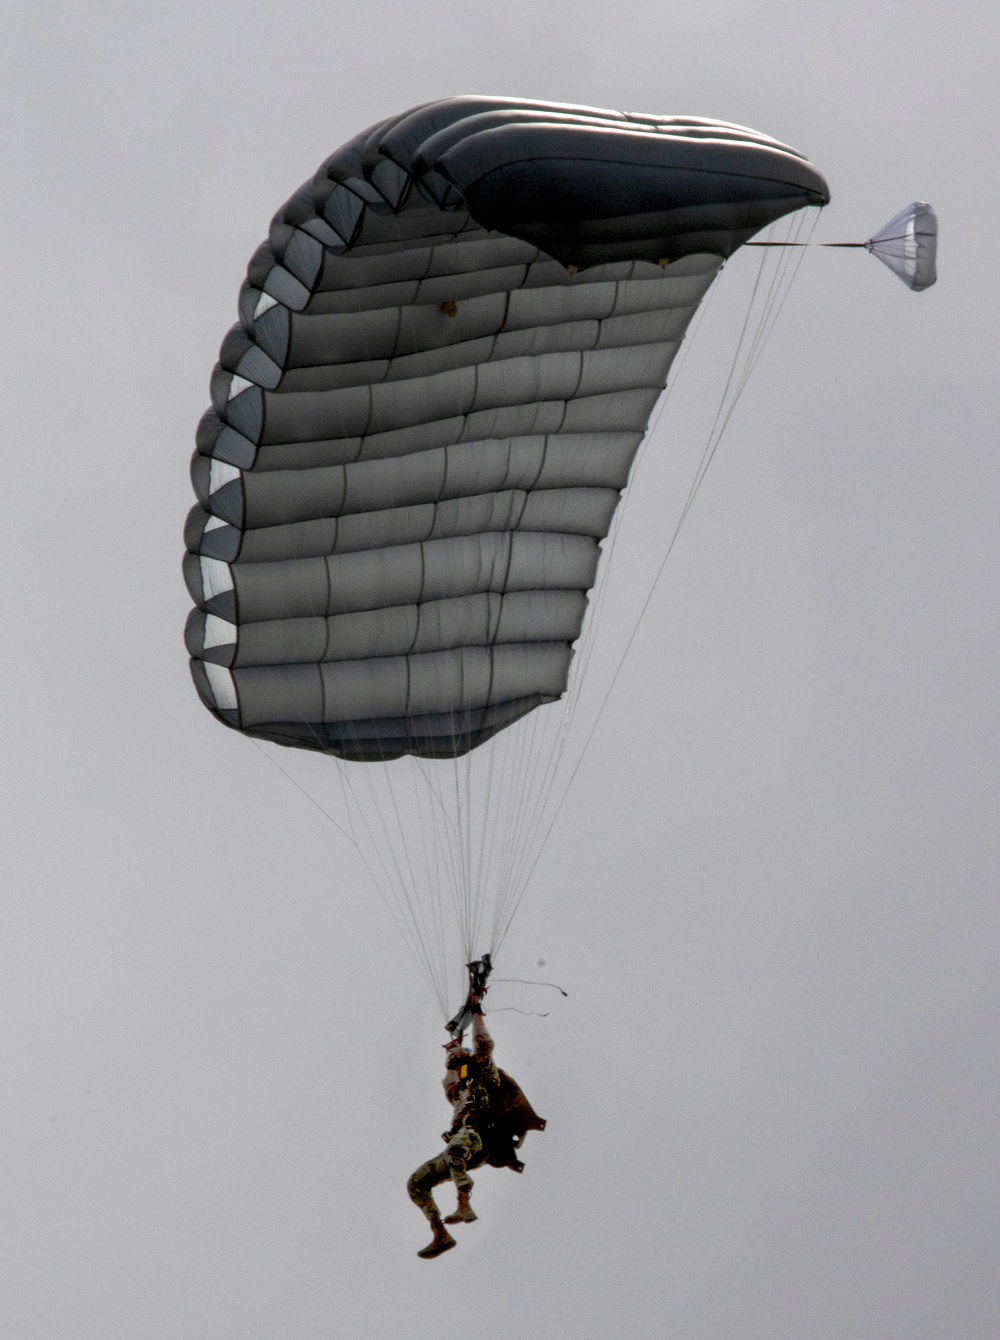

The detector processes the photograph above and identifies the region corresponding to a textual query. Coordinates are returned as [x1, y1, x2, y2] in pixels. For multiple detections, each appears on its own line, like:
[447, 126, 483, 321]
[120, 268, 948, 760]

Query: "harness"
[442, 956, 546, 1168]
[449, 1057, 545, 1169]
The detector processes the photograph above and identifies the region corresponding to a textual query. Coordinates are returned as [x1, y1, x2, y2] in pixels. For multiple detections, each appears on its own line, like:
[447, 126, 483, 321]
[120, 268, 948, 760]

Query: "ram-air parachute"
[184, 97, 830, 1015]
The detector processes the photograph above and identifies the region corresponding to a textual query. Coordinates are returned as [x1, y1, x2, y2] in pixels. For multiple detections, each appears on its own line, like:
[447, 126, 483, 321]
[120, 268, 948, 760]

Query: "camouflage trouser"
[407, 1126, 484, 1223]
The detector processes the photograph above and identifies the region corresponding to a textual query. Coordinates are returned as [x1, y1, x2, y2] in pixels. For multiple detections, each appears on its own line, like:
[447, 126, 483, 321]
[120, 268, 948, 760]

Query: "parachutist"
[407, 977, 546, 1259]
[187, 105, 836, 1191]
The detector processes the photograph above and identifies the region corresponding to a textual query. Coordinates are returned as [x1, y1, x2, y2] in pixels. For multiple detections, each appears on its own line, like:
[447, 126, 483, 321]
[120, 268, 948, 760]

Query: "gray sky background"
[1, 2, 997, 1337]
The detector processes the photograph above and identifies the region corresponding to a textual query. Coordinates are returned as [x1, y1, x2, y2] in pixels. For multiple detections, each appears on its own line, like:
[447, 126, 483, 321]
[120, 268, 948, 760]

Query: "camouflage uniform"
[406, 1126, 484, 1219]
[407, 1016, 498, 1223]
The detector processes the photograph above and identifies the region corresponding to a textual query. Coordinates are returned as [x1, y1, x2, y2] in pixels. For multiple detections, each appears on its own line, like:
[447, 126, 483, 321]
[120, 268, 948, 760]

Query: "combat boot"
[417, 1217, 457, 1259]
[444, 1190, 478, 1224]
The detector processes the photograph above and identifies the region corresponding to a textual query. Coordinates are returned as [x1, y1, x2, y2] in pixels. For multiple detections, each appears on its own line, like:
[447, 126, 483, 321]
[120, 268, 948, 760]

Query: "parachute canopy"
[866, 201, 937, 290]
[185, 97, 829, 761]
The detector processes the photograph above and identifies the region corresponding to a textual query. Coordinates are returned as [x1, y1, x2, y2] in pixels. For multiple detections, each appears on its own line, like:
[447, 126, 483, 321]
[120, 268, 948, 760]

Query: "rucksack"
[481, 1069, 547, 1171]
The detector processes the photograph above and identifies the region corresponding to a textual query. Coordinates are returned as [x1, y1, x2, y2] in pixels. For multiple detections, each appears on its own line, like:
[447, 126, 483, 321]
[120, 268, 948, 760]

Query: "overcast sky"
[1, 2, 997, 1337]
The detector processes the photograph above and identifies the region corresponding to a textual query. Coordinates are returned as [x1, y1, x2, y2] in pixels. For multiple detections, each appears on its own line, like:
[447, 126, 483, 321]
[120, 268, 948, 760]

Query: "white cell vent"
[203, 614, 238, 649]
[208, 459, 241, 494]
[200, 556, 234, 599]
[204, 662, 238, 711]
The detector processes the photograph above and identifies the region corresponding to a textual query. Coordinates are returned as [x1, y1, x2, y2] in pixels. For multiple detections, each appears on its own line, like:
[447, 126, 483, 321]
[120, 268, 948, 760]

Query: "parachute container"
[185, 98, 830, 761]
[866, 201, 937, 291]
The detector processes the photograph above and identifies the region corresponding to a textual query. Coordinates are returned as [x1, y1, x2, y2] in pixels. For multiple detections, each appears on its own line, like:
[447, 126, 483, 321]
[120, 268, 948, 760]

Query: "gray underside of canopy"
[185, 98, 829, 760]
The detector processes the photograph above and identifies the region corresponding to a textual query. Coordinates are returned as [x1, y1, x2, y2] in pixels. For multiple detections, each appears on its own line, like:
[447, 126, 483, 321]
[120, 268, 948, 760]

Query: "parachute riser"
[445, 953, 492, 1038]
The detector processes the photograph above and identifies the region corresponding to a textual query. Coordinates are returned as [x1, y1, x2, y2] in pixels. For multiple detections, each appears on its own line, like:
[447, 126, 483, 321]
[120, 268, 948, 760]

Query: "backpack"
[481, 1069, 547, 1171]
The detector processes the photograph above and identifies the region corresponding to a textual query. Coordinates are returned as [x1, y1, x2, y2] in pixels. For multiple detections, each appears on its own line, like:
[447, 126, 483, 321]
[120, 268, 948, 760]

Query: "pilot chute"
[865, 201, 937, 291]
